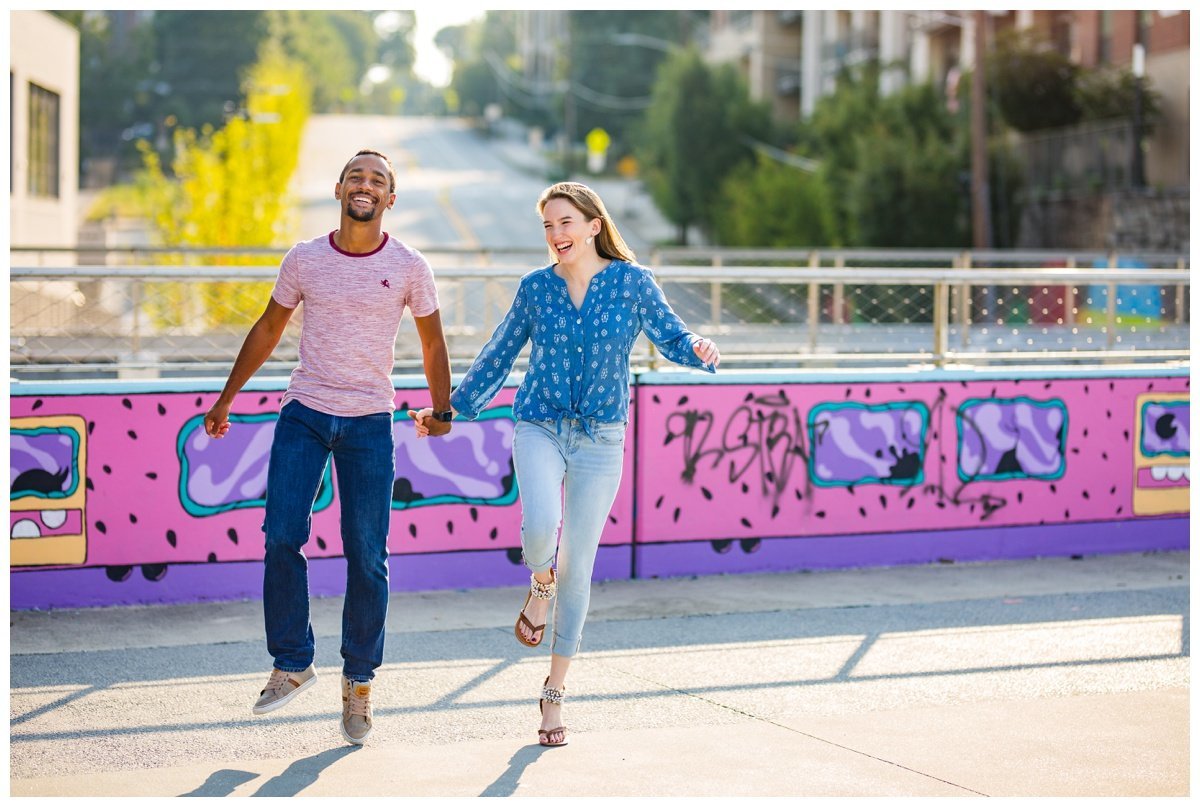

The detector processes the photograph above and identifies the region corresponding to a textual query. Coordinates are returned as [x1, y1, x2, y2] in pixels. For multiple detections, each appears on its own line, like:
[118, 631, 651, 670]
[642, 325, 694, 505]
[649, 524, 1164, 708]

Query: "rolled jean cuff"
[521, 550, 555, 574]
[551, 631, 582, 658]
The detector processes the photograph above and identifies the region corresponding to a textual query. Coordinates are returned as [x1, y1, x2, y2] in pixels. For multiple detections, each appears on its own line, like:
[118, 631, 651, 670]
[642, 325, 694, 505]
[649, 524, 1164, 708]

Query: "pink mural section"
[9, 370, 1188, 608]
[635, 376, 1190, 542]
[9, 387, 635, 574]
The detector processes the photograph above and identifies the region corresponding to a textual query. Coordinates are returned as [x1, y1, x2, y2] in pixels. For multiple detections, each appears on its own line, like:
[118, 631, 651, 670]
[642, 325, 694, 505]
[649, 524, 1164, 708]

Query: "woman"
[411, 182, 719, 747]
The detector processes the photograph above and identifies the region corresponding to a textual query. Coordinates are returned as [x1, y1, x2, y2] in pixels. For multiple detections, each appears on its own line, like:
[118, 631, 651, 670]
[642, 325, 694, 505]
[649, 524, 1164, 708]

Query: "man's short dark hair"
[340, 149, 396, 194]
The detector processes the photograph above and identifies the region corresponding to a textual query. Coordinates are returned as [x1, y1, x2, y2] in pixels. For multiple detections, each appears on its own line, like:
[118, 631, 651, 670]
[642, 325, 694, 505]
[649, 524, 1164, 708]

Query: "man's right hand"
[204, 400, 233, 438]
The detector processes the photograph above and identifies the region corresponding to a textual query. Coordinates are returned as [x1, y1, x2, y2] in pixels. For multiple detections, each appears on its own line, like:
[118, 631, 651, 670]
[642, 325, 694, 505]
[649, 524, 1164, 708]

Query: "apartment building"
[706, 9, 1188, 190]
[10, 10, 79, 250]
[706, 10, 803, 120]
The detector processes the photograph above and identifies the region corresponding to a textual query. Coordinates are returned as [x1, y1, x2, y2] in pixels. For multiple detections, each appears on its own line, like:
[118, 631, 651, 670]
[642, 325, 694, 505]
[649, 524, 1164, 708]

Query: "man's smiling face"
[336, 155, 395, 222]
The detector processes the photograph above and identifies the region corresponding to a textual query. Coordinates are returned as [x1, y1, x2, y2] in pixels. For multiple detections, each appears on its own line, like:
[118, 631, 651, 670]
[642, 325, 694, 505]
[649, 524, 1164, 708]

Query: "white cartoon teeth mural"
[1132, 392, 1190, 516]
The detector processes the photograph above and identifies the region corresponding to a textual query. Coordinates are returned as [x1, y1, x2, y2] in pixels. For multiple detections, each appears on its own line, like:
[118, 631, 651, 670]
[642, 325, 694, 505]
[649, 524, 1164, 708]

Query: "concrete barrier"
[10, 365, 1189, 609]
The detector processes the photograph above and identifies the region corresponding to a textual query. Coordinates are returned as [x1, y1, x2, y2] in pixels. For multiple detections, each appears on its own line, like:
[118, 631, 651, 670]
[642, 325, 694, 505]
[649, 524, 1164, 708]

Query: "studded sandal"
[538, 676, 568, 747]
[515, 568, 556, 648]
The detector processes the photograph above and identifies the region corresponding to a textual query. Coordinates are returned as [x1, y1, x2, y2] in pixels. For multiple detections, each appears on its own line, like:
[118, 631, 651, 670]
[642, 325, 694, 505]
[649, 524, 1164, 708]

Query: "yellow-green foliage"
[137, 45, 312, 329]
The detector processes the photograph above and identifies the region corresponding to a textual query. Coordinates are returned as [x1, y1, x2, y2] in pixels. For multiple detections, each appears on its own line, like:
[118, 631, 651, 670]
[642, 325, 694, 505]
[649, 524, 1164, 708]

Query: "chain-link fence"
[10, 247, 1190, 379]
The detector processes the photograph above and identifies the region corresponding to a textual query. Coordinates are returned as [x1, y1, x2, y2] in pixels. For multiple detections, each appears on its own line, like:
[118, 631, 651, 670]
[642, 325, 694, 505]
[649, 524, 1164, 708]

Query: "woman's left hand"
[693, 337, 720, 368]
[408, 407, 434, 438]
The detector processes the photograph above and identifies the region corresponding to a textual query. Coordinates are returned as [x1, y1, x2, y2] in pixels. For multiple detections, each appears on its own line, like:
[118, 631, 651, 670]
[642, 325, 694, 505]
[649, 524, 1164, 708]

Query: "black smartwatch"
[431, 409, 454, 423]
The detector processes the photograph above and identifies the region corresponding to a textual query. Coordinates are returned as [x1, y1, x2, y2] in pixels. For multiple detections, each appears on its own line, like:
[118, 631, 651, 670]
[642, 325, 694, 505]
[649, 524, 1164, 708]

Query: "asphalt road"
[9, 550, 1189, 797]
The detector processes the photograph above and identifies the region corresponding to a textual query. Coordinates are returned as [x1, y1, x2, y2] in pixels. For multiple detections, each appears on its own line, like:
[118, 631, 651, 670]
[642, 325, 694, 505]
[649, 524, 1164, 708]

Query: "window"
[1098, 10, 1113, 63]
[27, 82, 60, 198]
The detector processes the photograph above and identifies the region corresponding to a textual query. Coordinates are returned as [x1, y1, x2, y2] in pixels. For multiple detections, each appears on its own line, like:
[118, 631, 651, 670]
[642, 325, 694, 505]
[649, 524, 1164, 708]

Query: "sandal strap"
[541, 682, 566, 705]
[529, 569, 556, 601]
[517, 612, 546, 634]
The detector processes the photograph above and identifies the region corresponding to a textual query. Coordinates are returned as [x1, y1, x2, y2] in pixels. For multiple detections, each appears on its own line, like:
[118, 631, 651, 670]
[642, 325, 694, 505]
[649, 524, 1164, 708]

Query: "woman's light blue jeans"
[512, 418, 626, 657]
[262, 400, 395, 682]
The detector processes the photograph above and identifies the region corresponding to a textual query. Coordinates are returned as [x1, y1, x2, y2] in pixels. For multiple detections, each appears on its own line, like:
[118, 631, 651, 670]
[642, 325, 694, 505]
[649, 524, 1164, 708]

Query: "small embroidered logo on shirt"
[380, 279, 391, 288]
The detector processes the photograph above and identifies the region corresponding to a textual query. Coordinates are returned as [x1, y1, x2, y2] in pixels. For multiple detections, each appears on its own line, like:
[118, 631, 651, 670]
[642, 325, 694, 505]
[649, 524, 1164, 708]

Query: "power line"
[741, 136, 821, 173]
[483, 50, 655, 112]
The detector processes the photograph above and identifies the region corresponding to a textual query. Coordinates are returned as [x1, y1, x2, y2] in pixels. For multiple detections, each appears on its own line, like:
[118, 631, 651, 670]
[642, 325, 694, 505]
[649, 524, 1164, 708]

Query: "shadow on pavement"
[181, 768, 260, 797]
[249, 745, 359, 797]
[479, 744, 552, 797]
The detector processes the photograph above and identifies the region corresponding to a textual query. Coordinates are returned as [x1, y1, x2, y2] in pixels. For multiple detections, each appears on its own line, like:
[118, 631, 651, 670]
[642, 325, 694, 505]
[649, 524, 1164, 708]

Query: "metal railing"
[10, 257, 1189, 379]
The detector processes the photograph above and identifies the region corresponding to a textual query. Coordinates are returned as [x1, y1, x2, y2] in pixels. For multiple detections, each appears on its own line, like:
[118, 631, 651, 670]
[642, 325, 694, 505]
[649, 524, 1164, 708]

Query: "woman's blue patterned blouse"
[450, 259, 715, 432]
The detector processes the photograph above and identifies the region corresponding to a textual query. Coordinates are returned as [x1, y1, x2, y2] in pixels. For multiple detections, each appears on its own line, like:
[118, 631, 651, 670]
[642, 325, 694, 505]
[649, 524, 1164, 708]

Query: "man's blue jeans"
[262, 401, 394, 682]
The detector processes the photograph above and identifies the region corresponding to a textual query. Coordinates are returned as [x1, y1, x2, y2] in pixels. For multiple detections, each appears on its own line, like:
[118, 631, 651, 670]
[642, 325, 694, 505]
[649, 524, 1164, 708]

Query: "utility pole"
[970, 10, 992, 250]
[1131, 10, 1147, 188]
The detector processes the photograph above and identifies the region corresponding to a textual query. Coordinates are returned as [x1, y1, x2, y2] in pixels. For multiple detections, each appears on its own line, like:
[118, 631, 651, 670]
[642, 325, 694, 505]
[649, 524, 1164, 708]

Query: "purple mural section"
[181, 418, 275, 511]
[635, 374, 1190, 547]
[391, 417, 515, 504]
[958, 398, 1066, 479]
[8, 546, 634, 610]
[11, 430, 77, 497]
[635, 518, 1191, 579]
[1141, 402, 1190, 456]
[809, 403, 928, 486]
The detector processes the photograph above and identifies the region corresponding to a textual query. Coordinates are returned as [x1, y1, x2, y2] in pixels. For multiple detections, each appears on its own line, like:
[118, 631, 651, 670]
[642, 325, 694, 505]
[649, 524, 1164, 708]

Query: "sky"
[410, 5, 491, 88]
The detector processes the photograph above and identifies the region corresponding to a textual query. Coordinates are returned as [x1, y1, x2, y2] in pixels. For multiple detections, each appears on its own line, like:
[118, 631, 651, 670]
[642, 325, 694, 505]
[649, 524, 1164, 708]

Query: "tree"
[564, 11, 695, 159]
[440, 12, 532, 124]
[76, 12, 158, 180]
[799, 64, 884, 244]
[636, 48, 770, 243]
[847, 126, 966, 248]
[715, 155, 837, 247]
[1075, 64, 1161, 127]
[149, 11, 271, 132]
[988, 28, 1081, 132]
[133, 47, 312, 328]
[266, 11, 374, 113]
[843, 81, 967, 247]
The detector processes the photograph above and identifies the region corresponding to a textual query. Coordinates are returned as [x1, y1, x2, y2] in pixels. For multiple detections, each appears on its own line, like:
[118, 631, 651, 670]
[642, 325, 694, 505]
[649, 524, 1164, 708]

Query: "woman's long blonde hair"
[537, 182, 636, 265]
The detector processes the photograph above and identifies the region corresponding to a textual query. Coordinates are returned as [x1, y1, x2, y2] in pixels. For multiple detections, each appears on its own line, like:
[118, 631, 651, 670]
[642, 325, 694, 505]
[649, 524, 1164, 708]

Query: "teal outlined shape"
[1137, 398, 1185, 456]
[807, 401, 929, 488]
[956, 396, 1068, 483]
[389, 406, 519, 510]
[177, 413, 334, 517]
[10, 426, 82, 500]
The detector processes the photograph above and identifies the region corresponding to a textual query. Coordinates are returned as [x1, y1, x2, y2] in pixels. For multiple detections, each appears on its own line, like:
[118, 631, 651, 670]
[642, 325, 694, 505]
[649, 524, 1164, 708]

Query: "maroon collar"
[328, 230, 389, 257]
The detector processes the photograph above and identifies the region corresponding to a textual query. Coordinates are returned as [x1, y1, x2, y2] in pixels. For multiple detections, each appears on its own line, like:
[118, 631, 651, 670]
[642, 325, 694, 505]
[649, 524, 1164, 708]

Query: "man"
[204, 149, 454, 745]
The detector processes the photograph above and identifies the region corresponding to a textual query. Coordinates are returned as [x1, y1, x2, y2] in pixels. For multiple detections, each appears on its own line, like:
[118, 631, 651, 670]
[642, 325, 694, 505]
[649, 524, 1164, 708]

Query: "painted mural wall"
[636, 376, 1190, 539]
[9, 370, 1189, 609]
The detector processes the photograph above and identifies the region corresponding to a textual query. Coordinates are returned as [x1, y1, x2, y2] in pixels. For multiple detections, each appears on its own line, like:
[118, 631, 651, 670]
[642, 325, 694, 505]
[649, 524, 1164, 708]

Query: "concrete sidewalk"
[10, 551, 1190, 797]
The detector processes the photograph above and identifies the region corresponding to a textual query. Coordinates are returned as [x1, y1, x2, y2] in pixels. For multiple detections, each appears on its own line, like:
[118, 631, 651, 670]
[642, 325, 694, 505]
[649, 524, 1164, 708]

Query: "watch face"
[436, 411, 453, 422]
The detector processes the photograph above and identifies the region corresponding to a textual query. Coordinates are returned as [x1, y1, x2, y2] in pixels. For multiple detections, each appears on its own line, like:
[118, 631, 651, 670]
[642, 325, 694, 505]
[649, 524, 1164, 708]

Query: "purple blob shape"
[959, 400, 1064, 478]
[182, 420, 275, 507]
[393, 418, 515, 500]
[11, 432, 77, 493]
[1142, 403, 1189, 455]
[812, 405, 925, 483]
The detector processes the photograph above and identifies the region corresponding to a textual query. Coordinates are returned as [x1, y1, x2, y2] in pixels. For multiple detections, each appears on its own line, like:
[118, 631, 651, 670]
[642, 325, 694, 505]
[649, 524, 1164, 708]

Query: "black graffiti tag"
[664, 393, 804, 508]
